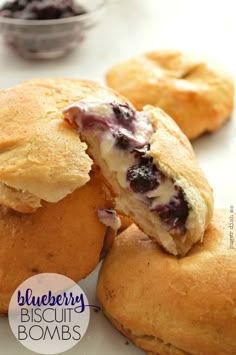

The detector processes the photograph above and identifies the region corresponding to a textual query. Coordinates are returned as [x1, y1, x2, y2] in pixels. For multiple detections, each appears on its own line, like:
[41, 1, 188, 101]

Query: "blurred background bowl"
[0, 0, 106, 59]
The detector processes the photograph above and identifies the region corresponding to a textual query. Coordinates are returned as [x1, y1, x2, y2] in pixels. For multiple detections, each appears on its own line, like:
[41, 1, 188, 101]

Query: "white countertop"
[0, 1, 235, 354]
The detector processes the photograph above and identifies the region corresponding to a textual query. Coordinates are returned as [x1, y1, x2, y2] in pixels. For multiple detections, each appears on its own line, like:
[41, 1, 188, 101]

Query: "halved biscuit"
[63, 100, 213, 255]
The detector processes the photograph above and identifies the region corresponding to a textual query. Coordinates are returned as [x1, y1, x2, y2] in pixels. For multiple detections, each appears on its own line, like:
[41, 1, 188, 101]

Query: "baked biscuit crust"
[142, 106, 213, 255]
[0, 78, 122, 212]
[0, 170, 112, 314]
[106, 50, 234, 139]
[97, 210, 236, 355]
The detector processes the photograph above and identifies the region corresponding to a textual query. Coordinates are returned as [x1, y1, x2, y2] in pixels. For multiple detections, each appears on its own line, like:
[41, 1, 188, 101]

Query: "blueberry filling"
[65, 101, 136, 132]
[63, 101, 153, 150]
[63, 101, 189, 236]
[127, 156, 162, 193]
[126, 148, 189, 233]
[0, 0, 87, 20]
[78, 113, 110, 131]
[112, 103, 136, 129]
[114, 131, 131, 150]
[153, 192, 188, 234]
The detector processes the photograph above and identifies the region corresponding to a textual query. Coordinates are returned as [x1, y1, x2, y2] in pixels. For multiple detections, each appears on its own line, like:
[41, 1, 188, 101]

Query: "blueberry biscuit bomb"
[106, 50, 234, 140]
[63, 100, 213, 256]
[97, 210, 236, 355]
[0, 78, 124, 314]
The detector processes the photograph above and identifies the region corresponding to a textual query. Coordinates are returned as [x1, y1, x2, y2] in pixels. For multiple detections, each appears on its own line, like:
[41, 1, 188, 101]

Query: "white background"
[0, 0, 235, 354]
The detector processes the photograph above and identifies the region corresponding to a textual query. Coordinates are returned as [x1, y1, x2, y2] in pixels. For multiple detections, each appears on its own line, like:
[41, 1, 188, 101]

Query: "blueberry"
[112, 103, 135, 128]
[154, 192, 189, 230]
[0, 0, 87, 19]
[29, 3, 63, 20]
[127, 158, 161, 193]
[114, 131, 131, 150]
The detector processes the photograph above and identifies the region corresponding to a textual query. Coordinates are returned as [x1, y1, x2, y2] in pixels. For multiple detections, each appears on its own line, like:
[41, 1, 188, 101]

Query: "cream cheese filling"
[147, 179, 178, 207]
[63, 101, 189, 235]
[100, 133, 135, 188]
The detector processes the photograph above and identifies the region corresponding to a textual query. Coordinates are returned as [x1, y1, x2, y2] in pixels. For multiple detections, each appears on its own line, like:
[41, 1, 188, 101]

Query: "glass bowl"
[0, 0, 106, 59]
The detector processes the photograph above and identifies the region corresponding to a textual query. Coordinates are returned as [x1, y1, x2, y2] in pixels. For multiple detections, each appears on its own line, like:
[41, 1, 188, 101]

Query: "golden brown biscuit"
[0, 170, 114, 315]
[0, 78, 122, 213]
[63, 102, 213, 256]
[119, 215, 132, 232]
[97, 210, 236, 355]
[106, 50, 234, 139]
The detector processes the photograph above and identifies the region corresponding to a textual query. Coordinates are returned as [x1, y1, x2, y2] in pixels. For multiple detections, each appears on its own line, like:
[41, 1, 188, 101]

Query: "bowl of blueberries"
[0, 0, 106, 59]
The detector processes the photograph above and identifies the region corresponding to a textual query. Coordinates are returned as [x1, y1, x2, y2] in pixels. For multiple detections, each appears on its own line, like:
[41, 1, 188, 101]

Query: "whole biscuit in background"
[0, 170, 113, 315]
[97, 209, 236, 355]
[106, 50, 234, 139]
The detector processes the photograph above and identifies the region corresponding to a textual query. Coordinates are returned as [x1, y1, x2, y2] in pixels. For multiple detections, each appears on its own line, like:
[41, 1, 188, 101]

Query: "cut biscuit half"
[63, 100, 213, 255]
